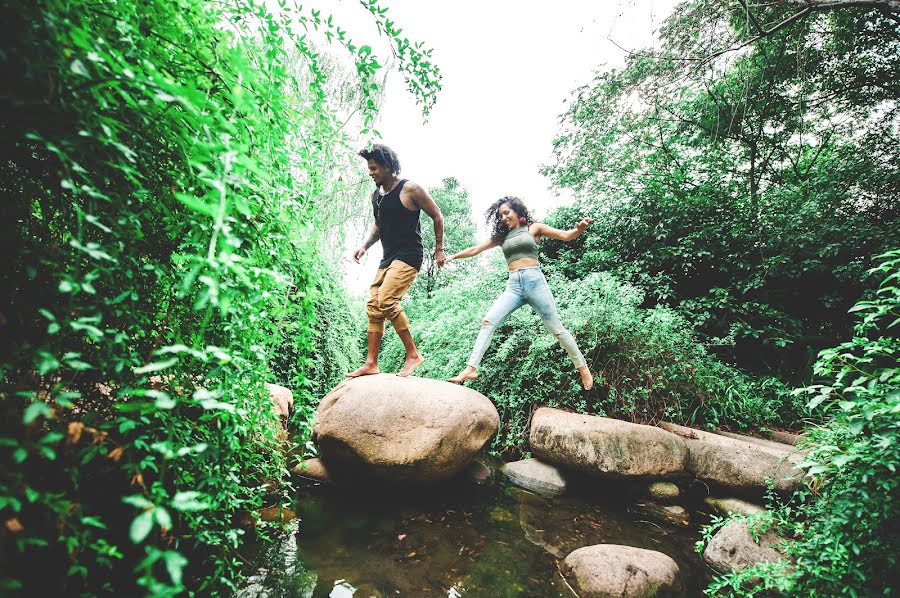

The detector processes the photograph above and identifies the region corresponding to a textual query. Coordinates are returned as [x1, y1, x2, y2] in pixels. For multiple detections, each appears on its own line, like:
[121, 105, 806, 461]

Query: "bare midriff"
[507, 257, 540, 271]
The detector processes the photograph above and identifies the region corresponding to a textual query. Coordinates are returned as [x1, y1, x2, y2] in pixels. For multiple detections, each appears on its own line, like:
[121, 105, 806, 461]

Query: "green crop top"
[500, 226, 540, 264]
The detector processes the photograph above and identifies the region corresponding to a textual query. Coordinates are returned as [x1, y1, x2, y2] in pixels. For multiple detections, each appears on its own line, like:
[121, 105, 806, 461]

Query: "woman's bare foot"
[578, 365, 594, 390]
[448, 366, 478, 384]
[346, 362, 379, 378]
[397, 354, 425, 377]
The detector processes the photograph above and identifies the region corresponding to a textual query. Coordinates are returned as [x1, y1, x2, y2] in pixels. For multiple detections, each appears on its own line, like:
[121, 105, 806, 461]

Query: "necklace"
[374, 179, 400, 222]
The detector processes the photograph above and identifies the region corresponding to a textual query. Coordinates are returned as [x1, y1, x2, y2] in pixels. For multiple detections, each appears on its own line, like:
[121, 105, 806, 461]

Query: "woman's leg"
[449, 283, 524, 382]
[524, 272, 593, 389]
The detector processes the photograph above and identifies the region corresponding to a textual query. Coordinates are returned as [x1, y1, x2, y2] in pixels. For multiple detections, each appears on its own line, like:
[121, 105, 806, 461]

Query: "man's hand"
[435, 249, 447, 268]
[352, 247, 366, 263]
[576, 217, 593, 233]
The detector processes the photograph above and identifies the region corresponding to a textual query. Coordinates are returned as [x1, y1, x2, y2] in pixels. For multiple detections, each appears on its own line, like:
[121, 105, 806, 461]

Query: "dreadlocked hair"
[486, 196, 534, 243]
[358, 143, 401, 175]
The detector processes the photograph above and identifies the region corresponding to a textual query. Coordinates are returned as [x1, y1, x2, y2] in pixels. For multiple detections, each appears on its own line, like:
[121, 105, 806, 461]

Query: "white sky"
[327, 0, 681, 293]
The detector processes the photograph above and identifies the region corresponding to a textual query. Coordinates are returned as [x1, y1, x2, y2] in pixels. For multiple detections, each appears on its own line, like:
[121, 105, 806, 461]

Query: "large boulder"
[313, 374, 498, 483]
[660, 422, 805, 493]
[562, 544, 682, 597]
[530, 408, 688, 478]
[703, 519, 792, 579]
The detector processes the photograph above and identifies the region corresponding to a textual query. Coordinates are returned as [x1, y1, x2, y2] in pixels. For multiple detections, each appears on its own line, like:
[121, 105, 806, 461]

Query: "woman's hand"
[575, 217, 593, 233]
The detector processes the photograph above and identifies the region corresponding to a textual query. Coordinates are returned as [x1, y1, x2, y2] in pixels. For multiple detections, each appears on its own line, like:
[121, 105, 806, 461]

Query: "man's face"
[367, 159, 391, 187]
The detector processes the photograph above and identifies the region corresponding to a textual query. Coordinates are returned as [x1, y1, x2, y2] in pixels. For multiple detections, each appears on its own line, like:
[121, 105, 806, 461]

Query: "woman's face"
[499, 203, 520, 229]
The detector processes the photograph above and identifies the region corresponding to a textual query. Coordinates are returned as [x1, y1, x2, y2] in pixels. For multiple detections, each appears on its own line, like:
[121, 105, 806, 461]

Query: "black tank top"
[372, 179, 423, 270]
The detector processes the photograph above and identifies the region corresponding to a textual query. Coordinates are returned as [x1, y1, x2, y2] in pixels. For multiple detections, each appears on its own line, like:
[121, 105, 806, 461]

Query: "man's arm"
[353, 222, 380, 263]
[409, 183, 446, 267]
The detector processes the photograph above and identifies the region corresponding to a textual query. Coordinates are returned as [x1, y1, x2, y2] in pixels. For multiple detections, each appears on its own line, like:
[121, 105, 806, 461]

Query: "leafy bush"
[702, 249, 900, 596]
[380, 260, 796, 451]
[0, 0, 438, 594]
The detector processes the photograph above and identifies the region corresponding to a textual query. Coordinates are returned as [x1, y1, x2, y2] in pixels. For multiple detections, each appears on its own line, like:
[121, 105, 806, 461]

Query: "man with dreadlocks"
[348, 143, 446, 378]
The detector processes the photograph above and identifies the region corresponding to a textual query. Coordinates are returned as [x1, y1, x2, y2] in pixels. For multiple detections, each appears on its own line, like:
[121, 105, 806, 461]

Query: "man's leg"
[395, 328, 423, 377]
[377, 261, 422, 376]
[346, 267, 388, 377]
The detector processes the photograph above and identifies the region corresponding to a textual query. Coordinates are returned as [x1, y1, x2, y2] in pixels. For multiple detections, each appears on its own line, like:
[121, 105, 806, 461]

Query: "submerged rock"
[562, 544, 682, 597]
[313, 374, 498, 484]
[501, 458, 568, 497]
[647, 481, 680, 501]
[529, 408, 688, 478]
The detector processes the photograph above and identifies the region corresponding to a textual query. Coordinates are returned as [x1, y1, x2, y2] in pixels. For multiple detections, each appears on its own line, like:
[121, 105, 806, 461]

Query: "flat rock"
[530, 408, 688, 478]
[313, 374, 498, 484]
[660, 422, 805, 493]
[501, 458, 568, 497]
[562, 544, 682, 597]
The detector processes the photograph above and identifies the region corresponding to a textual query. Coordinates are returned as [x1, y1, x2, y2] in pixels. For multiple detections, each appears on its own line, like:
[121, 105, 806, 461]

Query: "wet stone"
[562, 544, 682, 597]
[647, 481, 680, 501]
[704, 496, 766, 517]
[501, 458, 568, 497]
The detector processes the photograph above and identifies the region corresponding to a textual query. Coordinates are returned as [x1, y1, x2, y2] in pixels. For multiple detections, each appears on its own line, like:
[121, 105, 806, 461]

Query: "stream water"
[238, 469, 710, 597]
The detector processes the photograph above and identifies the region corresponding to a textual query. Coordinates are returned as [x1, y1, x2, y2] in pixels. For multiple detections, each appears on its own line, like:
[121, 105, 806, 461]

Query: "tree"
[543, 0, 900, 378]
[417, 177, 477, 298]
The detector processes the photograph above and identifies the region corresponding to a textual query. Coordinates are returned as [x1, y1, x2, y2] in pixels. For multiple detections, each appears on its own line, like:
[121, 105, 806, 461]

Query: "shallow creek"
[238, 469, 710, 597]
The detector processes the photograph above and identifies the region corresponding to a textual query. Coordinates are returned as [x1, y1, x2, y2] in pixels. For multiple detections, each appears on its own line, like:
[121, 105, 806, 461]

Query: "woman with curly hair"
[447, 196, 594, 389]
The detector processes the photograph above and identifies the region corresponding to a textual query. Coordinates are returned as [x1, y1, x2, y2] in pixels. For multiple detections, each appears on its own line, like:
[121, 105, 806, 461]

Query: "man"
[348, 144, 446, 377]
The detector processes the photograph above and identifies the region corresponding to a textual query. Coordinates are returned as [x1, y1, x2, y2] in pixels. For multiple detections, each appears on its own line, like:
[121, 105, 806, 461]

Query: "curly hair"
[485, 196, 534, 243]
[358, 143, 401, 175]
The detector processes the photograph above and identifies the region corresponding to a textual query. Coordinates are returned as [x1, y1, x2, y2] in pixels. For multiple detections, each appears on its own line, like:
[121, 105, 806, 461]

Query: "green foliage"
[414, 177, 478, 298]
[702, 249, 900, 596]
[381, 257, 794, 451]
[543, 1, 900, 380]
[0, 0, 438, 595]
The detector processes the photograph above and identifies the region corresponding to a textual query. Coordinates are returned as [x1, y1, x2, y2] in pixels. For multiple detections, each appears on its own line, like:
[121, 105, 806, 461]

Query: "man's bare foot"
[448, 366, 478, 384]
[578, 366, 594, 390]
[397, 354, 425, 377]
[346, 363, 380, 378]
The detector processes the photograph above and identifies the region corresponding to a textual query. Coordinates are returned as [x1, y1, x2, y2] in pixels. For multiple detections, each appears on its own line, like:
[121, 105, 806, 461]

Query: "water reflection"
[239, 474, 707, 597]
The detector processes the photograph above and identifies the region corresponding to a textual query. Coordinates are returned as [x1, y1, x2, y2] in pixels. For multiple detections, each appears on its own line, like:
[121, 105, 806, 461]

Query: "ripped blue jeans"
[467, 267, 586, 370]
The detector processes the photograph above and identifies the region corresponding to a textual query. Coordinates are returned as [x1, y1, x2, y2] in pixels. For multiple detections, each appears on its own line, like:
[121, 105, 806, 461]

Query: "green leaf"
[122, 495, 153, 509]
[70, 59, 89, 77]
[154, 507, 173, 530]
[129, 511, 154, 543]
[163, 551, 188, 586]
[171, 491, 210, 512]
[23, 401, 52, 424]
[133, 358, 178, 375]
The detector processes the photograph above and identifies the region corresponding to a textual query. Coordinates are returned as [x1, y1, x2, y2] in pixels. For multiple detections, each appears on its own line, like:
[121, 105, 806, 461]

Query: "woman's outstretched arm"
[448, 238, 499, 261]
[530, 217, 593, 242]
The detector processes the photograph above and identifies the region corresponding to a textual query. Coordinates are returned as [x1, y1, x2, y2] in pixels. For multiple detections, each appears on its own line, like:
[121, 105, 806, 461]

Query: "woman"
[447, 196, 594, 390]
